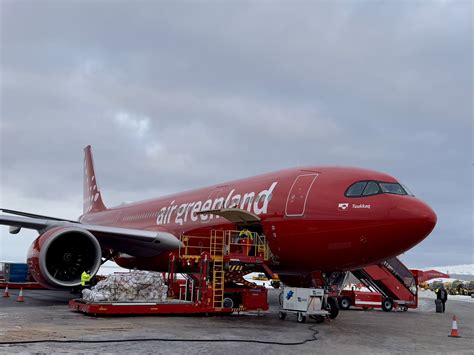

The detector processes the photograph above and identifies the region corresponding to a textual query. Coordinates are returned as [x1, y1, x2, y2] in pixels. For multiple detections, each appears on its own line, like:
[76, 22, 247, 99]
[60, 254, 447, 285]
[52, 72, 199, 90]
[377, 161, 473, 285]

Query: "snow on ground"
[422, 264, 474, 275]
[426, 277, 467, 284]
[418, 289, 474, 303]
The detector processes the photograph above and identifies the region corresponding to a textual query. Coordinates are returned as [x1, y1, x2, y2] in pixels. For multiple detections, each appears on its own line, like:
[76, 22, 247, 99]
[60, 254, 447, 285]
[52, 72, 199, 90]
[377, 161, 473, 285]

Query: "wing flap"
[197, 208, 261, 224]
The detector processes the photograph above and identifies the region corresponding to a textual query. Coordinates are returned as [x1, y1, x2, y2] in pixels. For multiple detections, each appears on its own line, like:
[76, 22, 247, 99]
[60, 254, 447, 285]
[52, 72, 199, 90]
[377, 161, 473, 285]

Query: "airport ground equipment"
[349, 257, 418, 311]
[70, 229, 270, 316]
[339, 290, 385, 310]
[278, 287, 332, 323]
[0, 262, 29, 283]
[447, 280, 464, 295]
[0, 262, 46, 290]
[460, 281, 474, 296]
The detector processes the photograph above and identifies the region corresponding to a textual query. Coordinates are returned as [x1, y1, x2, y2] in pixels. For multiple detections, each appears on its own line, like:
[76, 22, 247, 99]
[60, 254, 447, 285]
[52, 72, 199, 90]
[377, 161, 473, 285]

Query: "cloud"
[0, 1, 471, 267]
[112, 111, 151, 138]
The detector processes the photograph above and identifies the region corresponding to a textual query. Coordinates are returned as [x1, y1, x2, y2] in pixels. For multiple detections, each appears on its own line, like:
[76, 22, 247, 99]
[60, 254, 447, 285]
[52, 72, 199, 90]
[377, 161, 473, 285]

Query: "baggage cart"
[278, 287, 330, 323]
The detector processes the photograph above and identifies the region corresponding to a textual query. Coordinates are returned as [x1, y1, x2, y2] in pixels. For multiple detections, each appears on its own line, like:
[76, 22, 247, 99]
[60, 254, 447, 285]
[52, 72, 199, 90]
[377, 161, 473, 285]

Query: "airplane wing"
[0, 210, 180, 257]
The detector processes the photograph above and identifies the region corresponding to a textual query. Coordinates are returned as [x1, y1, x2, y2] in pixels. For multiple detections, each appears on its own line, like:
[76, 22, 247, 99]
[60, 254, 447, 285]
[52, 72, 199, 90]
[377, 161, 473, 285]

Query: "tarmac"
[0, 288, 472, 354]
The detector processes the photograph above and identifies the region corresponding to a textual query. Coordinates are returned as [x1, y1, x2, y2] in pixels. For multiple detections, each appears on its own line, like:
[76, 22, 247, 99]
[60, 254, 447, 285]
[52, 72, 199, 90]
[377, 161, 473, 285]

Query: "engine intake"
[27, 226, 102, 288]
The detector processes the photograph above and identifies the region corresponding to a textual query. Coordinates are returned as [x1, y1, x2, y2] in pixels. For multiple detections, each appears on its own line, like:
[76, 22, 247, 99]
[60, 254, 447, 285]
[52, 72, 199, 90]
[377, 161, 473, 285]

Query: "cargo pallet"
[70, 229, 269, 316]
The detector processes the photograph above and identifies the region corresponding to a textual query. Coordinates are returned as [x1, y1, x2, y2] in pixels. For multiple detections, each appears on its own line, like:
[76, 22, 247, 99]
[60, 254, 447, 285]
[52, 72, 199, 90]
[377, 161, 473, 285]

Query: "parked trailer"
[0, 281, 45, 290]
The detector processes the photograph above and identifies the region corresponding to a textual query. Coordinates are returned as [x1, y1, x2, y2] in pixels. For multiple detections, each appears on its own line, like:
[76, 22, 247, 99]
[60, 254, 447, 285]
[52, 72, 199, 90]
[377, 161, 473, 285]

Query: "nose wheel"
[326, 296, 340, 319]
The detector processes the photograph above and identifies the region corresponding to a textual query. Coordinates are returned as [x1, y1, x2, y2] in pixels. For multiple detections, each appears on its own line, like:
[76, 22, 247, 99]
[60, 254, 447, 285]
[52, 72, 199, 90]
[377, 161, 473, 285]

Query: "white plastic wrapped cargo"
[82, 271, 168, 303]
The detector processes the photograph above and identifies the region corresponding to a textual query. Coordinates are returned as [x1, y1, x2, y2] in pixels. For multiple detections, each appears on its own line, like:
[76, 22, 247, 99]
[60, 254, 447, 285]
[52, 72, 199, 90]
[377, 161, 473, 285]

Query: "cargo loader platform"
[69, 229, 269, 316]
[69, 298, 221, 316]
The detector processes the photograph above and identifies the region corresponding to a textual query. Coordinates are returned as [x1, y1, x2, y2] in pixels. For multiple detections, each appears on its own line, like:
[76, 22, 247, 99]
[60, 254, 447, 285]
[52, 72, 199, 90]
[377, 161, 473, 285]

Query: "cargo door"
[285, 174, 318, 217]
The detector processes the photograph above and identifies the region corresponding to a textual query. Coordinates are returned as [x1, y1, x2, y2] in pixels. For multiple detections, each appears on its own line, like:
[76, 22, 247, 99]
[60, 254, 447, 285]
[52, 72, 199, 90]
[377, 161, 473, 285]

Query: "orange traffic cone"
[448, 315, 461, 338]
[2, 285, 10, 298]
[16, 288, 24, 302]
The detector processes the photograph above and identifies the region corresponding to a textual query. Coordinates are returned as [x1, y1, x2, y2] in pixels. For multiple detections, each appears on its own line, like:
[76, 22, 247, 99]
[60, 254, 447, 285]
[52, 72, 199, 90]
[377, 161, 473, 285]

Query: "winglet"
[83, 145, 106, 214]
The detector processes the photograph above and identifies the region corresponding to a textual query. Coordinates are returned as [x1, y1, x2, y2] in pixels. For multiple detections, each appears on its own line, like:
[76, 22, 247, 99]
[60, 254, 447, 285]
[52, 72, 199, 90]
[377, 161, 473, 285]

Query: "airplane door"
[285, 174, 318, 217]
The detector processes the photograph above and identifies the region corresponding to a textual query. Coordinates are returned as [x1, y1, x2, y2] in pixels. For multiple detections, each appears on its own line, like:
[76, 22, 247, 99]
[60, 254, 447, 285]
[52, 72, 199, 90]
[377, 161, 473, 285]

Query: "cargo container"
[0, 262, 29, 283]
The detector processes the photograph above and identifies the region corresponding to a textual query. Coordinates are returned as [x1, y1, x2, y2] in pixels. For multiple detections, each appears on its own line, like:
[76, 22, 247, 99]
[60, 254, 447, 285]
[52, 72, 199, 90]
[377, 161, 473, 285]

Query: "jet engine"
[27, 226, 102, 288]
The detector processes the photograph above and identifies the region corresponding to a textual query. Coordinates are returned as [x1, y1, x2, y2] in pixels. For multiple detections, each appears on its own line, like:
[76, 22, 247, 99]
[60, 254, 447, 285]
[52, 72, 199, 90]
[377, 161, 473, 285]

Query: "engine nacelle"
[27, 226, 102, 288]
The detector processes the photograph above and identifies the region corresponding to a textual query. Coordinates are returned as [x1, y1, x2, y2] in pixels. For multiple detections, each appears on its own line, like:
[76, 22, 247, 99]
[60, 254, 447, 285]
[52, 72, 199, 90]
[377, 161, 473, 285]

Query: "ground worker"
[81, 270, 91, 288]
[436, 284, 448, 312]
[238, 229, 254, 256]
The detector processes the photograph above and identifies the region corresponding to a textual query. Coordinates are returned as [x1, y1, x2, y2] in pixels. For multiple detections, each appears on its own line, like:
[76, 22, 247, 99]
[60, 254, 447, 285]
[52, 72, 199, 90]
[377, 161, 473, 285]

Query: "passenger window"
[363, 181, 380, 196]
[345, 182, 367, 197]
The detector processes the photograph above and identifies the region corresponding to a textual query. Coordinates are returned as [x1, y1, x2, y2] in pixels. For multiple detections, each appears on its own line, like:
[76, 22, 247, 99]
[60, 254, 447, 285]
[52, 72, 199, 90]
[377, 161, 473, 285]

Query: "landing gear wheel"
[327, 297, 340, 319]
[297, 312, 306, 323]
[382, 297, 393, 312]
[339, 296, 351, 310]
[399, 305, 408, 312]
[279, 311, 286, 320]
[223, 297, 234, 309]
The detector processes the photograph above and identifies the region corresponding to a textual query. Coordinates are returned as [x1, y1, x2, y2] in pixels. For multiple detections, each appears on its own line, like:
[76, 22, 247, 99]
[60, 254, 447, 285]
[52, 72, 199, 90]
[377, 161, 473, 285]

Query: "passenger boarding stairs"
[352, 257, 417, 307]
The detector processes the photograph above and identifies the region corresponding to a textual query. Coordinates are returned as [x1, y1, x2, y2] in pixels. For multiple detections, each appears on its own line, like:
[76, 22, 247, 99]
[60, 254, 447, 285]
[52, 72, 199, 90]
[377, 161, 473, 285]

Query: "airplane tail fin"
[83, 145, 107, 214]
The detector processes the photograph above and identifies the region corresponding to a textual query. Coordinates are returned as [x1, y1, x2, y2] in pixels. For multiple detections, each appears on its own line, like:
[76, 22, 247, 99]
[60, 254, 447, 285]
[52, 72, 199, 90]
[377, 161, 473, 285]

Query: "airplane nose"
[423, 204, 437, 232]
[388, 198, 437, 249]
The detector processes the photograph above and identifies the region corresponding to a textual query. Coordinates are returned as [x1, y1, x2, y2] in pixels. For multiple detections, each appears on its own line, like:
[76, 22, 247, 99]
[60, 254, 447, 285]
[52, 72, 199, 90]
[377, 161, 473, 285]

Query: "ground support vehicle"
[447, 280, 464, 295]
[338, 290, 411, 311]
[278, 287, 335, 323]
[338, 290, 384, 310]
[70, 230, 270, 316]
[461, 281, 474, 296]
[348, 257, 419, 312]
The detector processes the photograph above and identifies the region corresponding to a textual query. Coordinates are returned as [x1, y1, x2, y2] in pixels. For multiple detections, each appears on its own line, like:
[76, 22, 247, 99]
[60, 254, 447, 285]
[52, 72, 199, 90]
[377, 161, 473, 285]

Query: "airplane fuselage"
[80, 166, 436, 274]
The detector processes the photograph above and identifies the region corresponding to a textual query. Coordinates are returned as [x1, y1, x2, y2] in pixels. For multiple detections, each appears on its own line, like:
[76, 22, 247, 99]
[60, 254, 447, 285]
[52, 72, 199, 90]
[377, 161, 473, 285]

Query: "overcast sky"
[0, 1, 472, 268]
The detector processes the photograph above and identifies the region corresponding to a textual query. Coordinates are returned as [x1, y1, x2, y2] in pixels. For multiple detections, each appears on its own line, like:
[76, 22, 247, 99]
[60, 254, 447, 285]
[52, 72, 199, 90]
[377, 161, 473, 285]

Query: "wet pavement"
[0, 288, 472, 354]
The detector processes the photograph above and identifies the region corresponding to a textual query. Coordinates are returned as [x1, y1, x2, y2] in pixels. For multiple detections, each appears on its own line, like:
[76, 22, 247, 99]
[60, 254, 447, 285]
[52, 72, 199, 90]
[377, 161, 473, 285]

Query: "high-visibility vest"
[239, 230, 253, 240]
[81, 271, 91, 286]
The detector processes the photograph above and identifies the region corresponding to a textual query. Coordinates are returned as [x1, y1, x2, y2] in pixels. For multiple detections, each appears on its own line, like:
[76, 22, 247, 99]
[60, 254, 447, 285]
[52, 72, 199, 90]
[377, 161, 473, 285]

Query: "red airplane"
[0, 146, 436, 289]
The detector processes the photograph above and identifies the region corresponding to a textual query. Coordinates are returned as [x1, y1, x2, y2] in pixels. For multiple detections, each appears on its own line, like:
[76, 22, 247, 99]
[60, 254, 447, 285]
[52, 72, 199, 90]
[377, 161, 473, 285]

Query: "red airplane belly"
[269, 219, 405, 272]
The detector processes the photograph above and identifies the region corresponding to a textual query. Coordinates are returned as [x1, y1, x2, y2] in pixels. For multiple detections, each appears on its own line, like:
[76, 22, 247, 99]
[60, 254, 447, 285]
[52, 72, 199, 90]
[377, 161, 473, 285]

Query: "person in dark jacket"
[436, 284, 448, 312]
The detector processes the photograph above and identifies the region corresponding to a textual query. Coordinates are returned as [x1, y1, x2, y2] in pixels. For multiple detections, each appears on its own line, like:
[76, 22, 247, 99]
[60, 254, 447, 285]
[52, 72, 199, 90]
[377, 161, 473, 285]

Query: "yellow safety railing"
[224, 230, 269, 260]
[179, 235, 211, 260]
[180, 230, 269, 261]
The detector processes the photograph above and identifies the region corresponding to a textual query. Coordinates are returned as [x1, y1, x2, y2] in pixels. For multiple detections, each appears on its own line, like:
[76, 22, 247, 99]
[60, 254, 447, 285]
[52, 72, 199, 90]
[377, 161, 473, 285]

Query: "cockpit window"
[345, 180, 408, 197]
[346, 182, 367, 196]
[401, 184, 414, 196]
[379, 182, 407, 195]
[363, 181, 380, 196]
